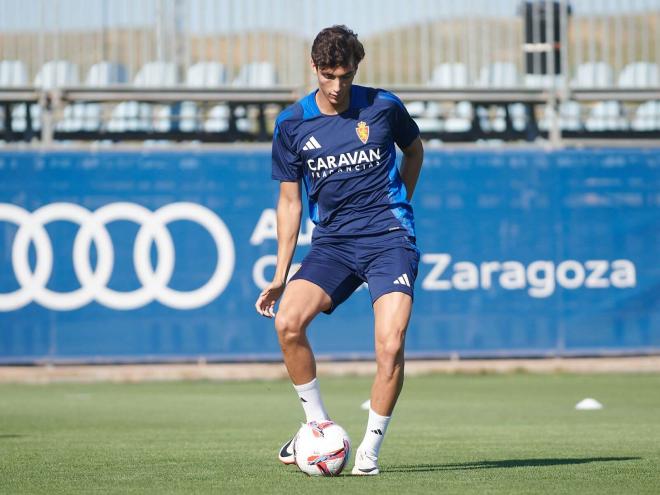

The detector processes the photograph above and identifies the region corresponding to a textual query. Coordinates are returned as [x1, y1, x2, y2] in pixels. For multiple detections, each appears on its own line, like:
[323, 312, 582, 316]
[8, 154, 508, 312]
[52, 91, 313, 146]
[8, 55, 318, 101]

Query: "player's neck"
[315, 90, 350, 115]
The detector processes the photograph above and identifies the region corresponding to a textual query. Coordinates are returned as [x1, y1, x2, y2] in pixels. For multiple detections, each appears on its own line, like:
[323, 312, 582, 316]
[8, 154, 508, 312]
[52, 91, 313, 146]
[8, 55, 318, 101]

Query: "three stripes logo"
[302, 136, 322, 151]
[370, 429, 383, 435]
[393, 273, 411, 287]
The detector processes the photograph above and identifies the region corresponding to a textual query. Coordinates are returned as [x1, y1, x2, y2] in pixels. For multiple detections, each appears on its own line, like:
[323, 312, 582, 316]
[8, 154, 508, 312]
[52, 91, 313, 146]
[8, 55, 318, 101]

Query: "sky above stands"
[0, 0, 658, 36]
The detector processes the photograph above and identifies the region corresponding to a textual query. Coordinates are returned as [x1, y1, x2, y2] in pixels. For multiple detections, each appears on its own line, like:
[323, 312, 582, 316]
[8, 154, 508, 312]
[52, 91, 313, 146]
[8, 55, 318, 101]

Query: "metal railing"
[0, 0, 658, 88]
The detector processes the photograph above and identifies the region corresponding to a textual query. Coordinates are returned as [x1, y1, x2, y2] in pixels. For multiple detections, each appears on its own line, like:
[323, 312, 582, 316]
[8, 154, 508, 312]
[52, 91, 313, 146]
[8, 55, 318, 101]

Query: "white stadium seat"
[571, 62, 620, 131]
[426, 64, 471, 133]
[585, 101, 628, 131]
[539, 101, 582, 132]
[617, 62, 659, 88]
[13, 61, 78, 132]
[632, 101, 660, 131]
[182, 62, 228, 132]
[476, 62, 520, 87]
[186, 62, 227, 88]
[232, 62, 278, 87]
[35, 60, 79, 89]
[429, 63, 468, 87]
[108, 61, 178, 132]
[204, 104, 230, 132]
[0, 60, 28, 86]
[1, 61, 30, 135]
[85, 62, 128, 86]
[475, 63, 519, 132]
[58, 62, 129, 132]
[571, 62, 614, 88]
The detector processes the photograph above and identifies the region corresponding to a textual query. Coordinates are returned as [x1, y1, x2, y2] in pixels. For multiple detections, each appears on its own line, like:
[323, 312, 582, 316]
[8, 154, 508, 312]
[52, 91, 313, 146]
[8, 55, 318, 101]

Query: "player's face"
[313, 64, 356, 112]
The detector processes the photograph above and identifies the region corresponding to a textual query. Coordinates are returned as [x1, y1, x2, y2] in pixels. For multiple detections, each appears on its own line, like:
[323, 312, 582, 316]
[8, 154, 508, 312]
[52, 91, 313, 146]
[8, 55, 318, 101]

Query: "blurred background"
[0, 0, 658, 364]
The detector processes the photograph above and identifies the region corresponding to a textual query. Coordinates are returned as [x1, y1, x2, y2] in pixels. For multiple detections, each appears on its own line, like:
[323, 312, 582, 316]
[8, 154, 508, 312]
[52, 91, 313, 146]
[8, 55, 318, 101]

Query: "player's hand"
[255, 281, 286, 318]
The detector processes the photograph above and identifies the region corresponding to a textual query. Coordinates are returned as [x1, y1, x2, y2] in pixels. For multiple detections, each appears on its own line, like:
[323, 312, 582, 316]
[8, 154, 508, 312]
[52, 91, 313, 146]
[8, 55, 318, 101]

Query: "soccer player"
[255, 25, 423, 475]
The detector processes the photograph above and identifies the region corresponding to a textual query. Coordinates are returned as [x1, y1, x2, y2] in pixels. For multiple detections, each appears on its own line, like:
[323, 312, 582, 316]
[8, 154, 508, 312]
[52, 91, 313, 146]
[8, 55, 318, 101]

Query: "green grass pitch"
[1, 372, 659, 494]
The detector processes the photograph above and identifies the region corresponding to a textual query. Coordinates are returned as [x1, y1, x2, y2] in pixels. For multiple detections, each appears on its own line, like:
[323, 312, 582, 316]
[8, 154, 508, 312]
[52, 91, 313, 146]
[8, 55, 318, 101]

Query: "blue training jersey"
[271, 84, 419, 241]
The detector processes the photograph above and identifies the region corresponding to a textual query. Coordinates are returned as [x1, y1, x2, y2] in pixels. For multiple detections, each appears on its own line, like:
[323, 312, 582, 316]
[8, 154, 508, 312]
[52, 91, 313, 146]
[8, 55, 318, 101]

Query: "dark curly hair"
[311, 25, 365, 70]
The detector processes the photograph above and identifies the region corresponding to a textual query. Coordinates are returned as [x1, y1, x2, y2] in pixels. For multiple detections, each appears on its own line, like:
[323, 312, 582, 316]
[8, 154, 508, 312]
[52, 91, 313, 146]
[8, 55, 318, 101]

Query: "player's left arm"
[399, 136, 424, 201]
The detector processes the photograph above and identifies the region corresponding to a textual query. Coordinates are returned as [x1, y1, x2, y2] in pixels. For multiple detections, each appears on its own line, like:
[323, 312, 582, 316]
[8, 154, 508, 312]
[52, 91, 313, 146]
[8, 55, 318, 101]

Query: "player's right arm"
[256, 108, 304, 317]
[255, 180, 302, 317]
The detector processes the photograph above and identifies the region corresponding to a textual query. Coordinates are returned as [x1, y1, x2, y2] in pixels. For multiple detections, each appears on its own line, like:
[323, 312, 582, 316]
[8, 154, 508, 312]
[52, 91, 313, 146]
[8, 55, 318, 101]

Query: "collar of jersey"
[301, 86, 365, 120]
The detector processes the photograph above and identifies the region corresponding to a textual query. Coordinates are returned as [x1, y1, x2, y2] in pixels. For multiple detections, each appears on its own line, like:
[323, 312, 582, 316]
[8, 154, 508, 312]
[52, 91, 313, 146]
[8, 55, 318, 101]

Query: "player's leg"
[275, 278, 331, 386]
[275, 279, 332, 464]
[353, 292, 412, 475]
[353, 235, 419, 475]
[275, 246, 363, 465]
[371, 291, 412, 416]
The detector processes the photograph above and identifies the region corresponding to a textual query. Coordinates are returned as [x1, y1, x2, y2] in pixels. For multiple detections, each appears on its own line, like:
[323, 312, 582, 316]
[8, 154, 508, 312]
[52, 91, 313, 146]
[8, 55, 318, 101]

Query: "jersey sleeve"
[271, 121, 302, 182]
[386, 93, 420, 149]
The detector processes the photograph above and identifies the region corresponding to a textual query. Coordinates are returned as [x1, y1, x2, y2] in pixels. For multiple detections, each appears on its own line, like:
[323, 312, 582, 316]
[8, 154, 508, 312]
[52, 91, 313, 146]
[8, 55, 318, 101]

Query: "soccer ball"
[293, 420, 351, 476]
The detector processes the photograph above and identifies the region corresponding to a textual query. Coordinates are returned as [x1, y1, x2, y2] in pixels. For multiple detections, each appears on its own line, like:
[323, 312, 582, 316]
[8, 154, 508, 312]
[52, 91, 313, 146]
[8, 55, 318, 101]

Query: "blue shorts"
[290, 233, 420, 314]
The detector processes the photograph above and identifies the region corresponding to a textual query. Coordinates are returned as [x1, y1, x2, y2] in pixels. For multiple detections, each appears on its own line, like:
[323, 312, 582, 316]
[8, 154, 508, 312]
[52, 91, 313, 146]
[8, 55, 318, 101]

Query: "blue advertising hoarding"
[0, 148, 658, 363]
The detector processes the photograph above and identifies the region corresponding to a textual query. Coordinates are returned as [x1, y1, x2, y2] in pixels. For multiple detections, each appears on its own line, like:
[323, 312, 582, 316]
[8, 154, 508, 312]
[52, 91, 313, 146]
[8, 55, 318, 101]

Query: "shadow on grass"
[0, 434, 24, 439]
[388, 457, 641, 473]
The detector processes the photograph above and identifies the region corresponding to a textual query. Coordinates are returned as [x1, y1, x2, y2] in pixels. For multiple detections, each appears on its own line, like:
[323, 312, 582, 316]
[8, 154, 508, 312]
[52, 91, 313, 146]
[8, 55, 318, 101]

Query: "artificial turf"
[1, 372, 659, 494]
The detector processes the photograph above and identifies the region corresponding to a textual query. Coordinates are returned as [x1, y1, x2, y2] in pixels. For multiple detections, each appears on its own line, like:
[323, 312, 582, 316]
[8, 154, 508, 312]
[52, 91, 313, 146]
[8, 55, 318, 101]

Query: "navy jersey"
[271, 85, 419, 241]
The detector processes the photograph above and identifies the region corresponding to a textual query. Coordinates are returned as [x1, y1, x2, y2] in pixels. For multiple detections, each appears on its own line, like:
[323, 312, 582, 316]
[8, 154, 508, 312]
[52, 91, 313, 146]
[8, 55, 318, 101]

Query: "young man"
[255, 25, 423, 475]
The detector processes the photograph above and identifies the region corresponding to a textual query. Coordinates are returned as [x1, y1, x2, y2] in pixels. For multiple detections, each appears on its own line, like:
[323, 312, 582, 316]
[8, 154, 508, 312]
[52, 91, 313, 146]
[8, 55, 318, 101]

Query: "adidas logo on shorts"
[393, 273, 411, 287]
[302, 136, 322, 150]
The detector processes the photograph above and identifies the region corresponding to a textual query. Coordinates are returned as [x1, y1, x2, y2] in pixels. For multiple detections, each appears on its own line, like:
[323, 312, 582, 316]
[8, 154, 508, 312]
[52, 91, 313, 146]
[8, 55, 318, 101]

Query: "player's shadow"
[0, 434, 24, 439]
[388, 457, 641, 473]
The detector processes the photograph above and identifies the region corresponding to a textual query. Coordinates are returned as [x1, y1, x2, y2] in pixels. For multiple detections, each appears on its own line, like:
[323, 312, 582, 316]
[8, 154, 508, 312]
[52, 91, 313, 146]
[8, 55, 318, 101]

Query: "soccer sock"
[293, 378, 330, 423]
[359, 408, 391, 458]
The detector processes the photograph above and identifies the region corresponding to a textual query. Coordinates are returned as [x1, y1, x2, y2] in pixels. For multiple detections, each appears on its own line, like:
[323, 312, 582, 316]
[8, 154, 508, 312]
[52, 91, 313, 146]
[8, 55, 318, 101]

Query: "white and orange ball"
[293, 420, 351, 476]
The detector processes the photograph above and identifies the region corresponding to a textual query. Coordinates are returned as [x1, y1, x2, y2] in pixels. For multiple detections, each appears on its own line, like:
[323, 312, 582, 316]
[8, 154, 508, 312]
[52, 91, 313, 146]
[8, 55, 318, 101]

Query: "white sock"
[293, 378, 330, 423]
[359, 408, 391, 458]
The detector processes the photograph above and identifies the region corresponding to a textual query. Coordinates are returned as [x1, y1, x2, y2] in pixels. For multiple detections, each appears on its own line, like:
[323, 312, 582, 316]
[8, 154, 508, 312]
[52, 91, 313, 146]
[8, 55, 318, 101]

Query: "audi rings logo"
[0, 202, 235, 311]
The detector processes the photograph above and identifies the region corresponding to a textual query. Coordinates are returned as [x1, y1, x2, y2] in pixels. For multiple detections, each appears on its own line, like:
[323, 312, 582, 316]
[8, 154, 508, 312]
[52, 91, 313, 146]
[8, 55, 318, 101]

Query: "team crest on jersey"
[356, 121, 369, 144]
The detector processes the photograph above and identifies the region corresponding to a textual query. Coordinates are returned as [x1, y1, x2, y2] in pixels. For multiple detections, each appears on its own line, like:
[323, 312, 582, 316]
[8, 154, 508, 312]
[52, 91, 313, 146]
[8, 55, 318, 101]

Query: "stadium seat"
[474, 62, 520, 133]
[232, 62, 278, 87]
[108, 61, 177, 132]
[538, 101, 582, 132]
[85, 62, 128, 86]
[571, 62, 621, 132]
[34, 60, 80, 89]
[476, 62, 520, 87]
[203, 104, 230, 132]
[524, 74, 566, 88]
[0, 60, 28, 86]
[12, 60, 79, 133]
[617, 62, 659, 88]
[429, 63, 468, 87]
[631, 101, 660, 131]
[58, 62, 129, 132]
[571, 62, 614, 88]
[444, 101, 473, 133]
[179, 62, 228, 132]
[426, 64, 471, 133]
[0, 61, 30, 135]
[585, 101, 628, 131]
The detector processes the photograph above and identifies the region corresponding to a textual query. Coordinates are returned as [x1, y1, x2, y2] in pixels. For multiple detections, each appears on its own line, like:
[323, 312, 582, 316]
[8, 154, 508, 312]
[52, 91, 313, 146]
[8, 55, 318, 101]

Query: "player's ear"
[310, 59, 317, 74]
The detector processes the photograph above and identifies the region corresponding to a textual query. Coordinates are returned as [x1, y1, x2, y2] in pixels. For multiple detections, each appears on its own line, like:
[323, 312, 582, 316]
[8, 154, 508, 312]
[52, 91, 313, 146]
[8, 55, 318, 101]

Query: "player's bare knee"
[376, 339, 405, 373]
[274, 311, 305, 345]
